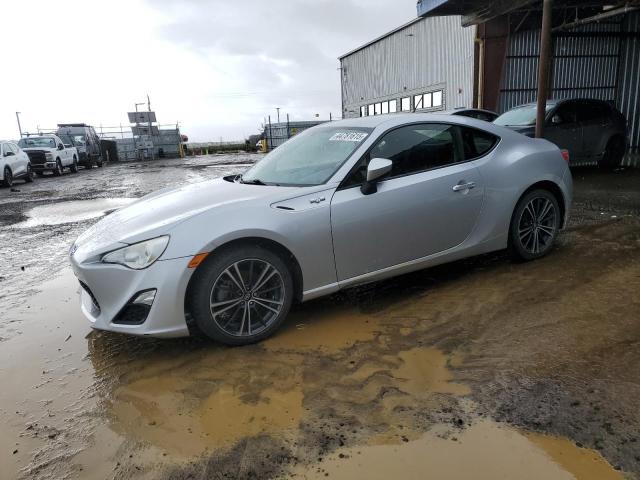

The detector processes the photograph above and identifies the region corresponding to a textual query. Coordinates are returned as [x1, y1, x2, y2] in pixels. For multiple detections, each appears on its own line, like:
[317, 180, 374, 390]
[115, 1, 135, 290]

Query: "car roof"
[321, 112, 514, 136]
[438, 108, 497, 115]
[513, 98, 613, 109]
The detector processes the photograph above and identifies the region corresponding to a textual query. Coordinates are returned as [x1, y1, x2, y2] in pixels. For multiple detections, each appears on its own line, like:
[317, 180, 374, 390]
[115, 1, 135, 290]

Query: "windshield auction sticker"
[329, 132, 369, 142]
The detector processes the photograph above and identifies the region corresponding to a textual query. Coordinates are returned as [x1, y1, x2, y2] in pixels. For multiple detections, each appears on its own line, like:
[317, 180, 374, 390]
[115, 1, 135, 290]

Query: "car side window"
[553, 102, 578, 125]
[10, 143, 19, 154]
[4, 143, 15, 156]
[576, 101, 609, 123]
[343, 123, 464, 187]
[459, 127, 499, 160]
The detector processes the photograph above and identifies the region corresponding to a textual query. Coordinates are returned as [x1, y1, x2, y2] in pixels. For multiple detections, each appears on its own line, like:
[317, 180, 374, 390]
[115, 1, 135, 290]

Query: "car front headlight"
[45, 152, 53, 160]
[102, 236, 169, 270]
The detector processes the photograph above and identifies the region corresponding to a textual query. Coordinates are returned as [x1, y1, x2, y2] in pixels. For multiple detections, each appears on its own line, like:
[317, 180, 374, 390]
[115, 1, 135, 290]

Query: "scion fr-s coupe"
[70, 113, 572, 345]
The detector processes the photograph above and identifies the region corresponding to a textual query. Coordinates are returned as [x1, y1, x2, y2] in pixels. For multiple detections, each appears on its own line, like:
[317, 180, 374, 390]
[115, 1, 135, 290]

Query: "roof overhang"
[417, 0, 640, 27]
[417, 0, 537, 26]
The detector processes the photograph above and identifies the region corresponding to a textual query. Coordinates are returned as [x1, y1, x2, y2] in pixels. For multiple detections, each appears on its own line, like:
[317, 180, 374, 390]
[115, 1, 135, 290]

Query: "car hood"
[23, 147, 56, 153]
[72, 177, 300, 262]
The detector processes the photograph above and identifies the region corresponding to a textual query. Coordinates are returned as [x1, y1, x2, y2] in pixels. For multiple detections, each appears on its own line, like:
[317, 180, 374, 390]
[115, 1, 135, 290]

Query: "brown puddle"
[289, 419, 623, 480]
[108, 349, 305, 457]
[263, 303, 381, 353]
[1, 255, 632, 479]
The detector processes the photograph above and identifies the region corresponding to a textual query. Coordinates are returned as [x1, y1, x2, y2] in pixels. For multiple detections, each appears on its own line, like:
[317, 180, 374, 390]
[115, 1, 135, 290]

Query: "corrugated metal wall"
[499, 11, 640, 162]
[340, 16, 476, 118]
[618, 12, 640, 154]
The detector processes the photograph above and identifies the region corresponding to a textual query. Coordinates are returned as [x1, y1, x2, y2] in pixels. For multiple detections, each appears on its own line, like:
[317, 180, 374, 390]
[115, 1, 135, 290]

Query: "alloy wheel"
[517, 196, 557, 255]
[209, 258, 285, 337]
[3, 168, 12, 187]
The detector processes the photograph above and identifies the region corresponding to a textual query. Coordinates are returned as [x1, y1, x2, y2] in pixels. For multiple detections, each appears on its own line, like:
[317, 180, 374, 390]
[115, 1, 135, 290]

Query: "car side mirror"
[5, 151, 14, 157]
[58, 144, 64, 150]
[551, 115, 563, 125]
[361, 158, 392, 195]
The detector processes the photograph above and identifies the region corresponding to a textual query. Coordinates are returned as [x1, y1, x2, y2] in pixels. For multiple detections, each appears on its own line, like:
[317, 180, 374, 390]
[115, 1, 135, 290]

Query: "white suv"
[1, 141, 33, 187]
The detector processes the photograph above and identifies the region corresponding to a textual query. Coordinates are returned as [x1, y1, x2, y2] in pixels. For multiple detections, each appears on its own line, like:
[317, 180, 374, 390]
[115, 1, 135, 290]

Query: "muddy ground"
[0, 156, 639, 480]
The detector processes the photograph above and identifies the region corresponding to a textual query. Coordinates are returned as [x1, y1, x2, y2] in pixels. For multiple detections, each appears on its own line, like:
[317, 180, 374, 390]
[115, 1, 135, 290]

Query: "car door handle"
[452, 182, 476, 192]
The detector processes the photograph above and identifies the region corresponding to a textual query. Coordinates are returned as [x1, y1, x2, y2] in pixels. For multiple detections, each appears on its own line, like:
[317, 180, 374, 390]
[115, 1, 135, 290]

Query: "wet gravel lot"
[0, 156, 639, 479]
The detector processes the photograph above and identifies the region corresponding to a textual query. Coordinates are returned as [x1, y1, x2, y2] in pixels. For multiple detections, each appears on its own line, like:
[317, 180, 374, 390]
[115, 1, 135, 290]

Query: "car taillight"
[561, 149, 570, 163]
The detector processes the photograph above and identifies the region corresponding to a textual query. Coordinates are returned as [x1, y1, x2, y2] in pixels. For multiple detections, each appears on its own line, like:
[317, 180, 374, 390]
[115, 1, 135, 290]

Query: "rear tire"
[599, 136, 625, 170]
[509, 189, 560, 261]
[2, 167, 12, 187]
[187, 245, 294, 345]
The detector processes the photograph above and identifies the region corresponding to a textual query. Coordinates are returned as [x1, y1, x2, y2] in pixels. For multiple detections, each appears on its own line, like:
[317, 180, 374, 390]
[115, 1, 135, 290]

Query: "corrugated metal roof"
[338, 17, 425, 60]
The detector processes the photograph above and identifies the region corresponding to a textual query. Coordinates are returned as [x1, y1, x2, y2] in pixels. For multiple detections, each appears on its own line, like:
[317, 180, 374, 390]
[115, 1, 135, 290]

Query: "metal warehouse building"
[340, 1, 640, 165]
[340, 15, 476, 118]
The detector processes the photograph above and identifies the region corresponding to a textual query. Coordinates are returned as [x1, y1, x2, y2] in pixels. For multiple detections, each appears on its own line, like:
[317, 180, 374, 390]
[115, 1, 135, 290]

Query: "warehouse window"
[389, 99, 397, 113]
[401, 97, 411, 112]
[382, 101, 389, 115]
[433, 90, 443, 107]
[414, 94, 423, 110]
[368, 104, 375, 116]
[360, 106, 367, 117]
[375, 103, 382, 115]
[424, 92, 433, 109]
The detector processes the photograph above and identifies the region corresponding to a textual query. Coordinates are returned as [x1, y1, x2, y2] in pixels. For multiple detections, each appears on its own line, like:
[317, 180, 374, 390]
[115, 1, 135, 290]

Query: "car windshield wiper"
[239, 175, 267, 185]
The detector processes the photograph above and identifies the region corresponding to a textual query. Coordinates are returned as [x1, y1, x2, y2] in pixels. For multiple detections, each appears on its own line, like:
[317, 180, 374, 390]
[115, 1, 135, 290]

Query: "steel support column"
[536, 0, 553, 138]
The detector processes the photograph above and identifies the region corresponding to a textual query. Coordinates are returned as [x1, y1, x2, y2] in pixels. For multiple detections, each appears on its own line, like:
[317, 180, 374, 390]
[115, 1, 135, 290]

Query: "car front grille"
[26, 151, 47, 165]
[79, 281, 101, 314]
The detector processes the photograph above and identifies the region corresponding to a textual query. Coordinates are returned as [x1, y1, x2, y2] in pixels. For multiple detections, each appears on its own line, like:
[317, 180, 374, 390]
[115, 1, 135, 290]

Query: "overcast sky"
[0, 0, 416, 142]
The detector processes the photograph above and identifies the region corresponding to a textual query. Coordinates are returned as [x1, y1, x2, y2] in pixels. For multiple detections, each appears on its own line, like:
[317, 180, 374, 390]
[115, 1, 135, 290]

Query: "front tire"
[2, 167, 13, 187]
[187, 245, 294, 345]
[510, 189, 560, 261]
[53, 159, 63, 176]
[70, 156, 78, 173]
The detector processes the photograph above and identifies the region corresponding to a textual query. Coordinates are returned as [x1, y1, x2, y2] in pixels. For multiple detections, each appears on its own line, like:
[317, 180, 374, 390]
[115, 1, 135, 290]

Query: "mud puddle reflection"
[15, 198, 135, 228]
[291, 419, 622, 480]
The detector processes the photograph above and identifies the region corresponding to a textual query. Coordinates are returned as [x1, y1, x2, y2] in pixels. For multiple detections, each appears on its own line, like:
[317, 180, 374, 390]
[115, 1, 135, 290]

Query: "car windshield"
[58, 134, 85, 146]
[241, 126, 372, 186]
[494, 105, 553, 126]
[18, 137, 56, 148]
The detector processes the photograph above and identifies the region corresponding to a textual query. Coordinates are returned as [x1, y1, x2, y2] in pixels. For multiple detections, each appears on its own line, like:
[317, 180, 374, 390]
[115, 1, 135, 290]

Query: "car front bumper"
[70, 254, 194, 338]
[32, 162, 57, 170]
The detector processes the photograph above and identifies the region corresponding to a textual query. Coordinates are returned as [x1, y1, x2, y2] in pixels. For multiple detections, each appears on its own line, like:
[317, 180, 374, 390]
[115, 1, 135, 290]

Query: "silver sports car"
[70, 114, 572, 345]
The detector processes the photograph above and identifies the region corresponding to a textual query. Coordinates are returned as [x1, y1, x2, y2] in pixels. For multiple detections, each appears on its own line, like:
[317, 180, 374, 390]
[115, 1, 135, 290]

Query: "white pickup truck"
[17, 135, 79, 176]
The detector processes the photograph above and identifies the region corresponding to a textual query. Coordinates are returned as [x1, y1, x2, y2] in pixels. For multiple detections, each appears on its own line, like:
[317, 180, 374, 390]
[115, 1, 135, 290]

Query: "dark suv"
[495, 98, 627, 168]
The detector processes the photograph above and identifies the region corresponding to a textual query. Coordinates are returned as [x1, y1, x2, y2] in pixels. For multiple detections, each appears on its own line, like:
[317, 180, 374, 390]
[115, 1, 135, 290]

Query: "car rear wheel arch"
[517, 181, 566, 229]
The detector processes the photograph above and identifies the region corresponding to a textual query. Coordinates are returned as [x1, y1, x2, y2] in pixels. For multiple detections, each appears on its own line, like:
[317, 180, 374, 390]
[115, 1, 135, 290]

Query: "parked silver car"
[70, 114, 572, 345]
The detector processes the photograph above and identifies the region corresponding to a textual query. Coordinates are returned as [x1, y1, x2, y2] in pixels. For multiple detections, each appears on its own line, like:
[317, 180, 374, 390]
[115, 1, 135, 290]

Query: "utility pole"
[15, 112, 23, 138]
[276, 107, 281, 124]
[535, 0, 553, 138]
